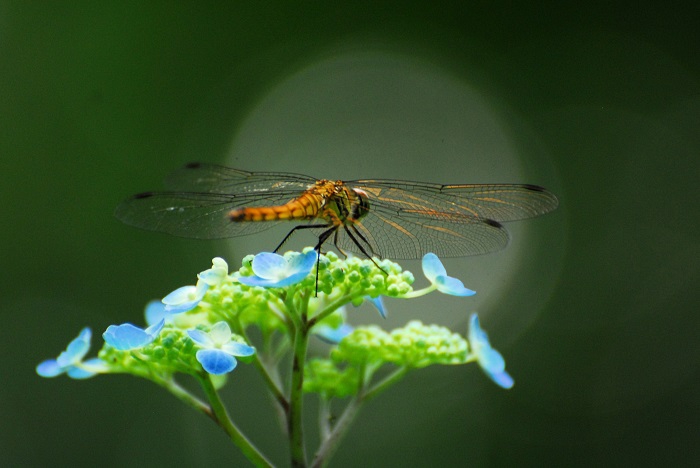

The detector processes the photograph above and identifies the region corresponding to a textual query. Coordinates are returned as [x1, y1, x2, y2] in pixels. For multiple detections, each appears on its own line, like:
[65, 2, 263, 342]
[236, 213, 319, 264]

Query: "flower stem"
[364, 367, 410, 402]
[310, 397, 362, 468]
[400, 285, 436, 299]
[288, 321, 310, 467]
[236, 320, 289, 412]
[198, 374, 273, 467]
[318, 396, 331, 441]
[311, 367, 409, 467]
[154, 375, 212, 418]
[307, 293, 353, 327]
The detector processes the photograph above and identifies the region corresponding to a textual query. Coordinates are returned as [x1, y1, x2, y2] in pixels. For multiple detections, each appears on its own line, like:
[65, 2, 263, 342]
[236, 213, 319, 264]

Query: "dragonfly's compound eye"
[351, 188, 371, 220]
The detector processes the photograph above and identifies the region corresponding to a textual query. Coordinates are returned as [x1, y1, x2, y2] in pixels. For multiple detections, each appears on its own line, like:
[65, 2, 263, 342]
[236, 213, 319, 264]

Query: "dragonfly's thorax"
[313, 181, 370, 225]
[228, 180, 364, 223]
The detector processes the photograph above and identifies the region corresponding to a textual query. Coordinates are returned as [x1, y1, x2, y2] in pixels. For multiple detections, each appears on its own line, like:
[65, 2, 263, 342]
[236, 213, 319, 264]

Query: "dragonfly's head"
[350, 188, 371, 220]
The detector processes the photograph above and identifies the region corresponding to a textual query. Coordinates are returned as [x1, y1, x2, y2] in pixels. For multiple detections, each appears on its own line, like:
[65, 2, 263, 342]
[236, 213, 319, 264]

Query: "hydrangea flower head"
[468, 314, 514, 389]
[36, 328, 107, 379]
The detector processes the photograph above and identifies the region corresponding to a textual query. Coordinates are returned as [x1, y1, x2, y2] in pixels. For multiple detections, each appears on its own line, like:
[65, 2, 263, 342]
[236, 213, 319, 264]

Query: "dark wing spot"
[184, 162, 202, 169]
[133, 192, 155, 199]
[522, 184, 546, 192]
[484, 218, 503, 229]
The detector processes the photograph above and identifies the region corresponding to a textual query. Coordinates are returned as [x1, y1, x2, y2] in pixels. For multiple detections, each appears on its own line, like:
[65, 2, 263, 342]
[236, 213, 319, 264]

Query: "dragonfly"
[115, 162, 558, 266]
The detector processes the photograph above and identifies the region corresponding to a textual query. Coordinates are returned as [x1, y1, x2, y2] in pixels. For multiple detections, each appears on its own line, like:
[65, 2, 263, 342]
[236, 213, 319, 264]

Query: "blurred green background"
[3, 2, 699, 467]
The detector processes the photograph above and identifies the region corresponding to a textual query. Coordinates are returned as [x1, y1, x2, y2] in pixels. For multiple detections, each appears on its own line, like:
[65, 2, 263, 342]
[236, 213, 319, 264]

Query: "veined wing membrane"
[351, 180, 558, 222]
[334, 205, 509, 259]
[114, 189, 309, 239]
[165, 162, 316, 194]
[117, 165, 558, 257]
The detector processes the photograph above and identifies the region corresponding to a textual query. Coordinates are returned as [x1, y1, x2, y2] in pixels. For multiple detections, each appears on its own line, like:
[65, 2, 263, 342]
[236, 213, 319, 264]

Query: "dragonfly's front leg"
[343, 225, 388, 275]
[273, 224, 331, 254]
[332, 229, 349, 259]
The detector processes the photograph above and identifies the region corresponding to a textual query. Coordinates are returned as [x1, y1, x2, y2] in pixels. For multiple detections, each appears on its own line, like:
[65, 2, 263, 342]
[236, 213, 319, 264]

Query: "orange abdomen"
[229, 194, 321, 222]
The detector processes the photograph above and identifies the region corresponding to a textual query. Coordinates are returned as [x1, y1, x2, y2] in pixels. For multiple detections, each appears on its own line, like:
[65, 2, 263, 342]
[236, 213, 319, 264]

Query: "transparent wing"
[116, 164, 320, 239]
[331, 180, 558, 259]
[332, 210, 509, 259]
[116, 165, 558, 258]
[114, 189, 311, 239]
[349, 179, 559, 222]
[164, 162, 316, 193]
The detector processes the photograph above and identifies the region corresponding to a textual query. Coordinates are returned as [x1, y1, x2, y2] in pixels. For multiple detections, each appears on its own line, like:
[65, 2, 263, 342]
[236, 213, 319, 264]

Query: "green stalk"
[154, 375, 212, 418]
[288, 321, 310, 467]
[310, 366, 409, 467]
[310, 397, 362, 468]
[198, 374, 273, 467]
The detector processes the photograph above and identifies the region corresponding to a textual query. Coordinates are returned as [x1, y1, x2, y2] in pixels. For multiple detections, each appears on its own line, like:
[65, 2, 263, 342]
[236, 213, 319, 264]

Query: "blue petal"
[103, 321, 163, 351]
[251, 253, 287, 279]
[187, 329, 215, 348]
[272, 269, 311, 287]
[486, 368, 514, 389]
[236, 275, 277, 287]
[145, 319, 165, 337]
[288, 250, 318, 274]
[162, 285, 196, 304]
[196, 349, 237, 374]
[368, 296, 387, 319]
[468, 314, 488, 348]
[422, 253, 447, 282]
[164, 298, 202, 314]
[238, 271, 310, 288]
[163, 283, 208, 314]
[145, 300, 168, 326]
[56, 328, 91, 367]
[479, 347, 506, 373]
[66, 366, 97, 380]
[314, 324, 354, 344]
[222, 341, 256, 357]
[469, 314, 514, 389]
[36, 359, 63, 377]
[435, 276, 476, 297]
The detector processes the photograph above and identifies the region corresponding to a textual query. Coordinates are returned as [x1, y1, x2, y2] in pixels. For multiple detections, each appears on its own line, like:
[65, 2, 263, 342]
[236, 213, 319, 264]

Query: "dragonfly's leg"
[344, 225, 388, 275]
[274, 223, 331, 253]
[313, 226, 337, 296]
[348, 224, 377, 257]
[332, 229, 349, 258]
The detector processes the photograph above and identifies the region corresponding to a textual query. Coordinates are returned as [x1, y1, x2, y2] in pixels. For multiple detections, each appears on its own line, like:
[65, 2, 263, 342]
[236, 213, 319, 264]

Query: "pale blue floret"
[187, 322, 256, 375]
[36, 328, 107, 379]
[368, 296, 387, 319]
[162, 281, 209, 314]
[422, 253, 476, 297]
[161, 258, 231, 314]
[103, 319, 165, 351]
[468, 314, 514, 389]
[197, 257, 231, 286]
[237, 251, 318, 288]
